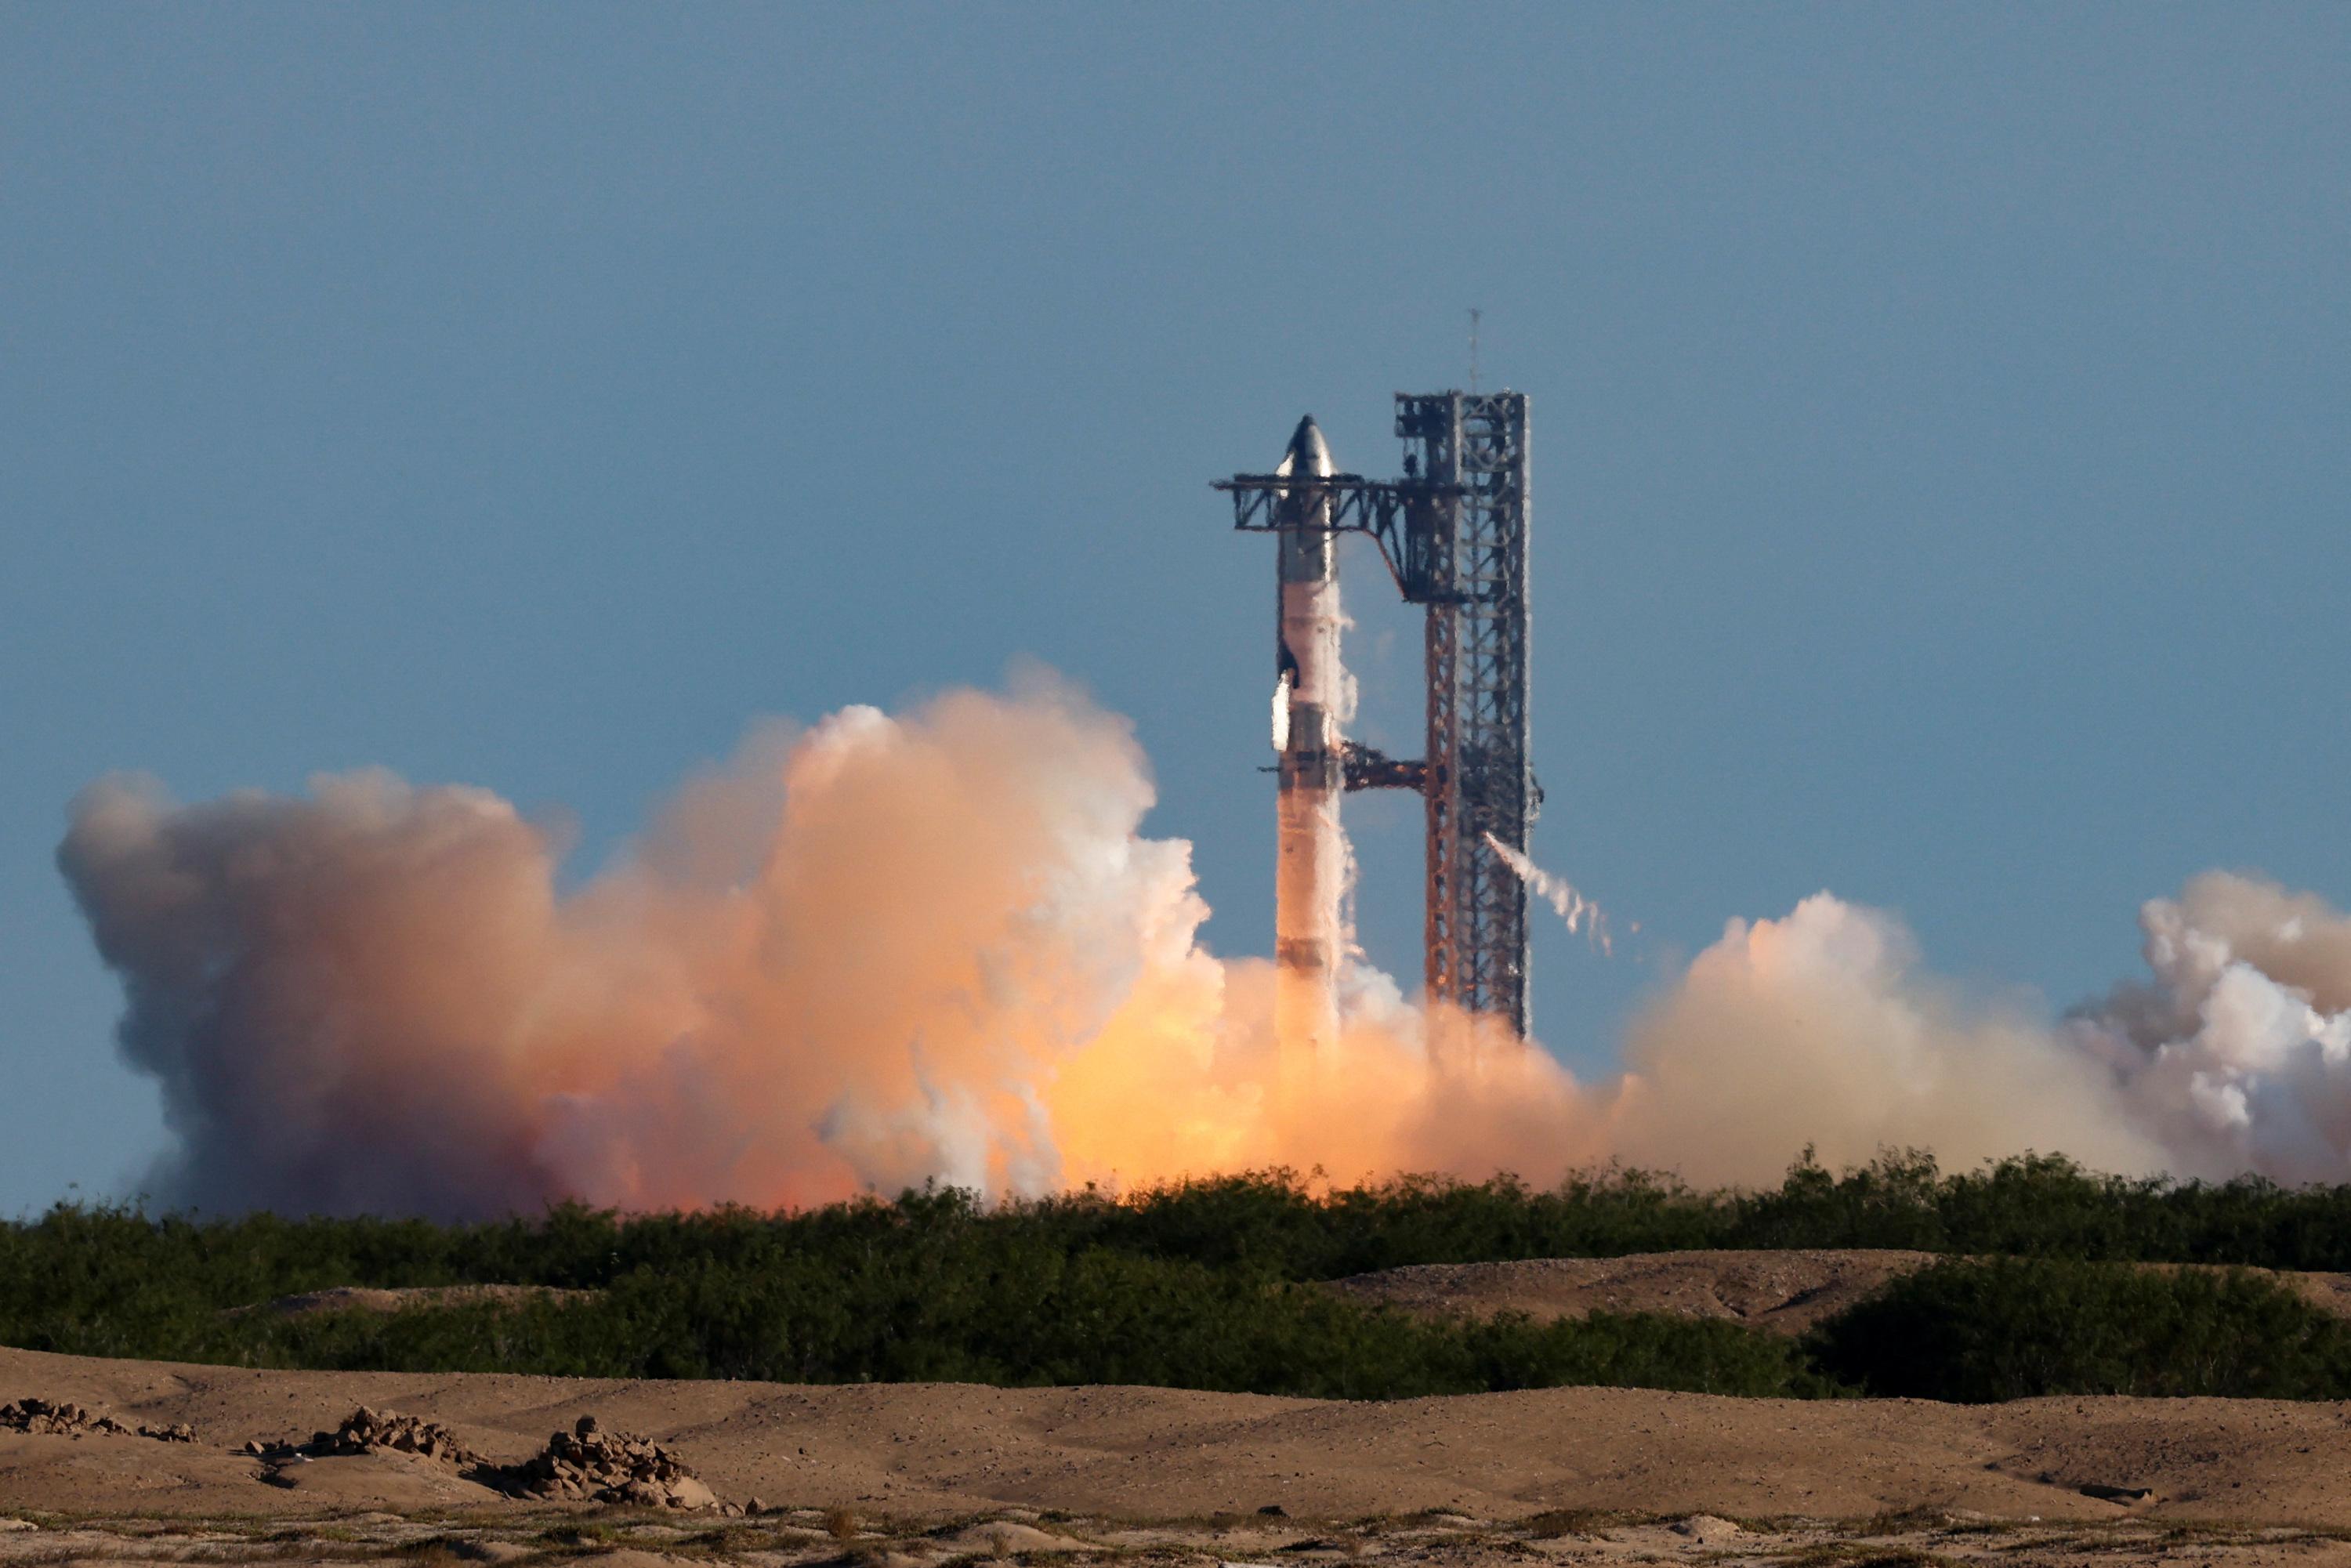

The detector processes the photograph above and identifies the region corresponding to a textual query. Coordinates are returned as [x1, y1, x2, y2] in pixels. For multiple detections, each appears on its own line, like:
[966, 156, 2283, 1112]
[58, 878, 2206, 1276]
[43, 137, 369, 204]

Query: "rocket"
[1270, 415, 1345, 1071]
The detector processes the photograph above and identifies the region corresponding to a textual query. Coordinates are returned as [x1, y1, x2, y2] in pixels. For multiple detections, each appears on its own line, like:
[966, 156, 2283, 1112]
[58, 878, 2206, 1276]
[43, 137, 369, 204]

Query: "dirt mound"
[1326, 1248, 2351, 1334]
[243, 1403, 721, 1510]
[1, 1396, 194, 1443]
[1325, 1248, 1939, 1334]
[253, 1405, 487, 1467]
[232, 1284, 595, 1318]
[508, 1414, 719, 1510]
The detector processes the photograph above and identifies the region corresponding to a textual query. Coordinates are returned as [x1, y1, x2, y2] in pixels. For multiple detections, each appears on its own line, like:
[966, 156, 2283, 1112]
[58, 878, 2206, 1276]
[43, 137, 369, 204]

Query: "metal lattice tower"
[1404, 391, 1534, 1032]
[1215, 389, 1536, 1034]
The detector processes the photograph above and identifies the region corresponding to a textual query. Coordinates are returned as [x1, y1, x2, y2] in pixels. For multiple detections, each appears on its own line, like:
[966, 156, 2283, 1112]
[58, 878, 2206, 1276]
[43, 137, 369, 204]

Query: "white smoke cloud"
[1607, 894, 2168, 1185]
[55, 674, 2351, 1217]
[1604, 873, 2351, 1190]
[2067, 873, 2351, 1185]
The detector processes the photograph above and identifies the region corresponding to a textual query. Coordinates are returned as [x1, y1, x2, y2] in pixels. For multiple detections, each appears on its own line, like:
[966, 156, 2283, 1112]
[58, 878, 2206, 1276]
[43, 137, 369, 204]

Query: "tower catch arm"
[1213, 474, 1468, 605]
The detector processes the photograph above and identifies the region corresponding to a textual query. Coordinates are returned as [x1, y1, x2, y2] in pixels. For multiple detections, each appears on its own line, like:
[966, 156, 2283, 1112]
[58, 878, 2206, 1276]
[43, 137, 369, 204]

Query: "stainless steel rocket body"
[1271, 417, 1345, 1068]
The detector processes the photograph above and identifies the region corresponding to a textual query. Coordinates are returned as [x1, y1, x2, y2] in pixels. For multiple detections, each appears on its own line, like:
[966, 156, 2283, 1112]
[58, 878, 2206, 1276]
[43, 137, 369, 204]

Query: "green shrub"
[20, 1151, 2351, 1401]
[1455, 1310, 1838, 1398]
[160, 1254, 1825, 1400]
[1805, 1256, 2351, 1402]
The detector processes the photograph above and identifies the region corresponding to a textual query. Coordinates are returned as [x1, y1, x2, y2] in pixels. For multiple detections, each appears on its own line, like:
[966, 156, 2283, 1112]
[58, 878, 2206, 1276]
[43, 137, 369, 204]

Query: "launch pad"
[1218, 390, 1536, 1035]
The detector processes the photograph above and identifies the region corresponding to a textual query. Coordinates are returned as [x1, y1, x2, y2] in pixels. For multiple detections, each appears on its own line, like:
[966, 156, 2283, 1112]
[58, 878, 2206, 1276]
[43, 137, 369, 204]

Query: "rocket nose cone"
[1285, 415, 1335, 478]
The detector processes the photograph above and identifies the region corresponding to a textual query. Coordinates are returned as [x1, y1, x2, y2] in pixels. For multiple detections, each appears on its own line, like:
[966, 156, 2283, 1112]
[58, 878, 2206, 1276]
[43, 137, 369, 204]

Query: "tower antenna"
[1468, 308, 1481, 391]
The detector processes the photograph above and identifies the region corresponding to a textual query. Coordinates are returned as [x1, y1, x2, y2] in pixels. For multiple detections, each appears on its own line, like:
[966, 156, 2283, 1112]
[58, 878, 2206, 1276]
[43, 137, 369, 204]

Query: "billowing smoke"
[2069, 873, 2351, 1185]
[55, 674, 2351, 1217]
[1602, 875, 2351, 1189]
[60, 675, 1591, 1216]
[1605, 896, 2169, 1185]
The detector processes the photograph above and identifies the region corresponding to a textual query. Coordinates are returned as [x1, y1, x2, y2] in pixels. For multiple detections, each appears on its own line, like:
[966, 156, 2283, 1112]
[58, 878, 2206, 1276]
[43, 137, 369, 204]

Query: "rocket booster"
[1271, 415, 1345, 1067]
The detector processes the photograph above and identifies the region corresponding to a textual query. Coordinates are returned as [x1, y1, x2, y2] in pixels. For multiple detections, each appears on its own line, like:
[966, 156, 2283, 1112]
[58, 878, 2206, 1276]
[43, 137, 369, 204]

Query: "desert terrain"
[11, 1251, 2351, 1566]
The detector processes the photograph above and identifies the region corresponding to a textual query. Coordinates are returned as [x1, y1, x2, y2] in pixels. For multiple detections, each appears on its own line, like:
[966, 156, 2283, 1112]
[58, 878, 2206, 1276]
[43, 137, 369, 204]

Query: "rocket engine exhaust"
[55, 396, 2351, 1219]
[1270, 415, 1346, 1086]
[59, 672, 2351, 1218]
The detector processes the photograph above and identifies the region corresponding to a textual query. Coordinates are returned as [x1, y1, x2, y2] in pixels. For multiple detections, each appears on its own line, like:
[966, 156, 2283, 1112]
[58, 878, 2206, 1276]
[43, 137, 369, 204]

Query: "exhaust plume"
[55, 675, 2351, 1217]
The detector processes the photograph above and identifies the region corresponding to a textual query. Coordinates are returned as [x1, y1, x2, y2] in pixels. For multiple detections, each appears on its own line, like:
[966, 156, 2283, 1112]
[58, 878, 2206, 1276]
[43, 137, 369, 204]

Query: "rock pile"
[254, 1407, 485, 1467]
[507, 1415, 718, 1510]
[1, 1397, 194, 1442]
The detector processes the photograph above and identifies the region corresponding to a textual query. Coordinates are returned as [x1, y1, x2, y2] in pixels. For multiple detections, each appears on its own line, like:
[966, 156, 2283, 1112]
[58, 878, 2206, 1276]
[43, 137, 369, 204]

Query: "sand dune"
[6, 1342, 2351, 1530]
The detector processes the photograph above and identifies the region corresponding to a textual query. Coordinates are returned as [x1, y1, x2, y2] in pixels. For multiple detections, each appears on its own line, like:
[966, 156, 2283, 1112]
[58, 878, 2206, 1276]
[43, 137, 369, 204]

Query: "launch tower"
[1217, 390, 1536, 1035]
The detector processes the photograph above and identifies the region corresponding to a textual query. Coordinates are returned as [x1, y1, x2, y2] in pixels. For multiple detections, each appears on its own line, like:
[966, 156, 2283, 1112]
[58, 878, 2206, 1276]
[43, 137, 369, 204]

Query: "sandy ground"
[1326, 1248, 2351, 1334]
[9, 1343, 2351, 1565]
[20, 1254, 2351, 1563]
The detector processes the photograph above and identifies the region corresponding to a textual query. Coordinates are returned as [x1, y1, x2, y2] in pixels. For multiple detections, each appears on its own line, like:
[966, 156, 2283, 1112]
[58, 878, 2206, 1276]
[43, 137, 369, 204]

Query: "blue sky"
[3, 5, 2347, 1215]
